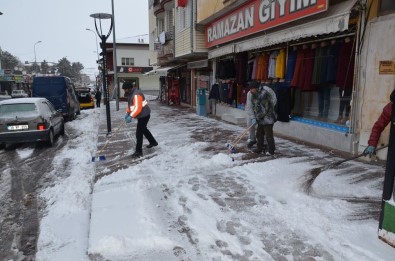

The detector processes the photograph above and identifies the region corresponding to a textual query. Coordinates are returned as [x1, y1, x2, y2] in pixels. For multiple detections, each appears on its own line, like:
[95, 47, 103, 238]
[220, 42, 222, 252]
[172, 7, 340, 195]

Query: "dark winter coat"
[95, 91, 101, 100]
[253, 86, 277, 125]
[368, 102, 393, 147]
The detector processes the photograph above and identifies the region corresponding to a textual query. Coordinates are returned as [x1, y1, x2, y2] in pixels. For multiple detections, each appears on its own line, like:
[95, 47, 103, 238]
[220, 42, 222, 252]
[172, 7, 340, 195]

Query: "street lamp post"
[34, 41, 42, 74]
[90, 12, 113, 136]
[0, 13, 2, 70]
[111, 0, 120, 111]
[86, 28, 99, 61]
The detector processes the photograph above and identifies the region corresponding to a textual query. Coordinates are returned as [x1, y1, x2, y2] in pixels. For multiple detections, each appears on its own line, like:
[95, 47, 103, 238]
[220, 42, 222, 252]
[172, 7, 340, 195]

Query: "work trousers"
[256, 124, 275, 154]
[135, 114, 157, 153]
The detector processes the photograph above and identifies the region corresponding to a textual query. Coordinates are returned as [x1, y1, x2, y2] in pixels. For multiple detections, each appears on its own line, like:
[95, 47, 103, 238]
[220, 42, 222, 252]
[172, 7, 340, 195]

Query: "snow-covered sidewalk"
[36, 100, 394, 261]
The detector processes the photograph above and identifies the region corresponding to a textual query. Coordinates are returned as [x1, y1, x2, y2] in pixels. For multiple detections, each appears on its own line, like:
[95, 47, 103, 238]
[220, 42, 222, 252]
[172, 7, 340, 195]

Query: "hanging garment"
[324, 42, 340, 83]
[247, 59, 255, 81]
[290, 48, 305, 88]
[312, 46, 324, 85]
[274, 82, 291, 122]
[301, 48, 316, 91]
[268, 51, 279, 79]
[221, 83, 229, 103]
[256, 54, 265, 81]
[336, 40, 355, 90]
[285, 49, 297, 83]
[251, 56, 258, 80]
[209, 83, 220, 100]
[275, 49, 286, 79]
[261, 53, 270, 82]
[235, 52, 248, 84]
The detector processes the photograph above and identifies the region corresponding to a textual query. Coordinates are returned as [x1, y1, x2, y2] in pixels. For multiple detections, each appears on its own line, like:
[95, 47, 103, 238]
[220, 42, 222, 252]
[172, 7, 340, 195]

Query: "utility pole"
[111, 0, 120, 111]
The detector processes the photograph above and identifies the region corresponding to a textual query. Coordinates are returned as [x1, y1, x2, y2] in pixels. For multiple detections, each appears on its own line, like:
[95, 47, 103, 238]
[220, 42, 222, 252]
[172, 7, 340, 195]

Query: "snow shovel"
[303, 144, 389, 194]
[92, 120, 127, 162]
[226, 123, 256, 154]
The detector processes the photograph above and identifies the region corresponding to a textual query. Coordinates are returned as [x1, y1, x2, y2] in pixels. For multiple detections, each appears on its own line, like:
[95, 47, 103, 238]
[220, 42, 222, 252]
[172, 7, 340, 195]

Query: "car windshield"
[0, 103, 37, 115]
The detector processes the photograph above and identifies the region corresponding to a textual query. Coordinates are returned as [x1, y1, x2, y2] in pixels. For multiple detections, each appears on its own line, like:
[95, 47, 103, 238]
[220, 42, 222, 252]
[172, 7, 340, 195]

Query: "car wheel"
[0, 143, 5, 150]
[69, 112, 76, 121]
[47, 129, 54, 147]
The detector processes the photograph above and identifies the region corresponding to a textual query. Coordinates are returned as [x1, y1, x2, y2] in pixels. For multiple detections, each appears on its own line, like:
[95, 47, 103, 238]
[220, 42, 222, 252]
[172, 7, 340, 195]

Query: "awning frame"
[144, 64, 184, 76]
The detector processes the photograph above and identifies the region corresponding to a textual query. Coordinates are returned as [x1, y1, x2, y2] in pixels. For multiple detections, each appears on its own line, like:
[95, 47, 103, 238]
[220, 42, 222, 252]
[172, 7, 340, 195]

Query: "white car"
[11, 90, 29, 98]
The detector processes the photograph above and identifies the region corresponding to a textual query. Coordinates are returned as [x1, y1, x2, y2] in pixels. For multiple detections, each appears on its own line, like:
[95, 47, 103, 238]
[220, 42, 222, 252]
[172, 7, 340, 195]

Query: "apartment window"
[121, 57, 134, 66]
[380, 0, 395, 14]
[166, 10, 173, 32]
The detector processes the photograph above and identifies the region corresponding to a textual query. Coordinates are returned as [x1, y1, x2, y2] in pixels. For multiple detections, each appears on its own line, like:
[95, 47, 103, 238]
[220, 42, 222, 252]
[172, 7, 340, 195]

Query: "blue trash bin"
[196, 88, 207, 116]
[197, 88, 206, 105]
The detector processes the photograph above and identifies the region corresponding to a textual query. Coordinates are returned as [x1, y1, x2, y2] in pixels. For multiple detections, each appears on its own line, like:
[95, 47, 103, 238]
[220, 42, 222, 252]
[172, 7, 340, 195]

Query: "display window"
[211, 35, 356, 132]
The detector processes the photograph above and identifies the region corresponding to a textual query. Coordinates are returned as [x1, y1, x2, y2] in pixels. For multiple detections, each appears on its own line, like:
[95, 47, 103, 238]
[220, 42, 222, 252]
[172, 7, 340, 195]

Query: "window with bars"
[165, 10, 174, 39]
[121, 57, 134, 66]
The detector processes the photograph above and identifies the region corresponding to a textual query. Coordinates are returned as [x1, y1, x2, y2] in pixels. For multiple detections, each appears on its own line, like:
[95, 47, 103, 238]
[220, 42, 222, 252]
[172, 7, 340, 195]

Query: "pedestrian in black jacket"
[95, 90, 102, 108]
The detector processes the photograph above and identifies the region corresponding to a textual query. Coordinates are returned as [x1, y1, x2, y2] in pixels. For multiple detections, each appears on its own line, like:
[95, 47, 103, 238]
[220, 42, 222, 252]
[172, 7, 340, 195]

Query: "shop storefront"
[187, 59, 211, 110]
[146, 65, 189, 106]
[205, 0, 361, 152]
[114, 66, 154, 100]
[0, 69, 30, 97]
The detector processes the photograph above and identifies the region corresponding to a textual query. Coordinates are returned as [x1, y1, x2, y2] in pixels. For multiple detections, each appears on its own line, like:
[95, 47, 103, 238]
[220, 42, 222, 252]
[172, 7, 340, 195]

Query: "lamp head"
[90, 13, 112, 20]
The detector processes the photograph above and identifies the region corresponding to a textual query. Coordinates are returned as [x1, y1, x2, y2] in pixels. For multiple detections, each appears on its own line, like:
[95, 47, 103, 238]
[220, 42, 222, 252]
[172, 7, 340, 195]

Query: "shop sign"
[206, 0, 328, 48]
[117, 66, 153, 74]
[379, 60, 395, 75]
[0, 75, 26, 82]
[13, 75, 25, 83]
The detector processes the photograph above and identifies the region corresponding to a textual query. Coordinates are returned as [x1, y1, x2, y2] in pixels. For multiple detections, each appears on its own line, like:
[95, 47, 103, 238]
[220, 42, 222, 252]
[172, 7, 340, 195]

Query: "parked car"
[75, 88, 95, 109]
[0, 97, 65, 149]
[32, 76, 80, 121]
[11, 90, 29, 98]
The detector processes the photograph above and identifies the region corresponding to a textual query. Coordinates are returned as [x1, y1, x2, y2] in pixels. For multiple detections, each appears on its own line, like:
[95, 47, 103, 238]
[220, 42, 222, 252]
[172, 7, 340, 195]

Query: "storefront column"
[191, 69, 196, 108]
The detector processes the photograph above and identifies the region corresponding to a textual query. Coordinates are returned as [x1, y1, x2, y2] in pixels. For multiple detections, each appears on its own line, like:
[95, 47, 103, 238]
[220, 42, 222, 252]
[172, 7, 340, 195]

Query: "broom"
[226, 123, 256, 154]
[303, 144, 389, 194]
[92, 120, 127, 162]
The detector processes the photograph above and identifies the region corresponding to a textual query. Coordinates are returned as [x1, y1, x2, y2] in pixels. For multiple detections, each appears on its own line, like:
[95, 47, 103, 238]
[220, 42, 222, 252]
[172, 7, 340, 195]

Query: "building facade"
[146, 0, 395, 159]
[147, 0, 208, 107]
[104, 42, 159, 99]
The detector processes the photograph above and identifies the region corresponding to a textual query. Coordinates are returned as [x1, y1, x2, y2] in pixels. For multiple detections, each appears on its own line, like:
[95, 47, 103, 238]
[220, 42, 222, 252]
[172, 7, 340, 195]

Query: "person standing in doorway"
[252, 85, 278, 156]
[123, 82, 158, 158]
[95, 89, 102, 108]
